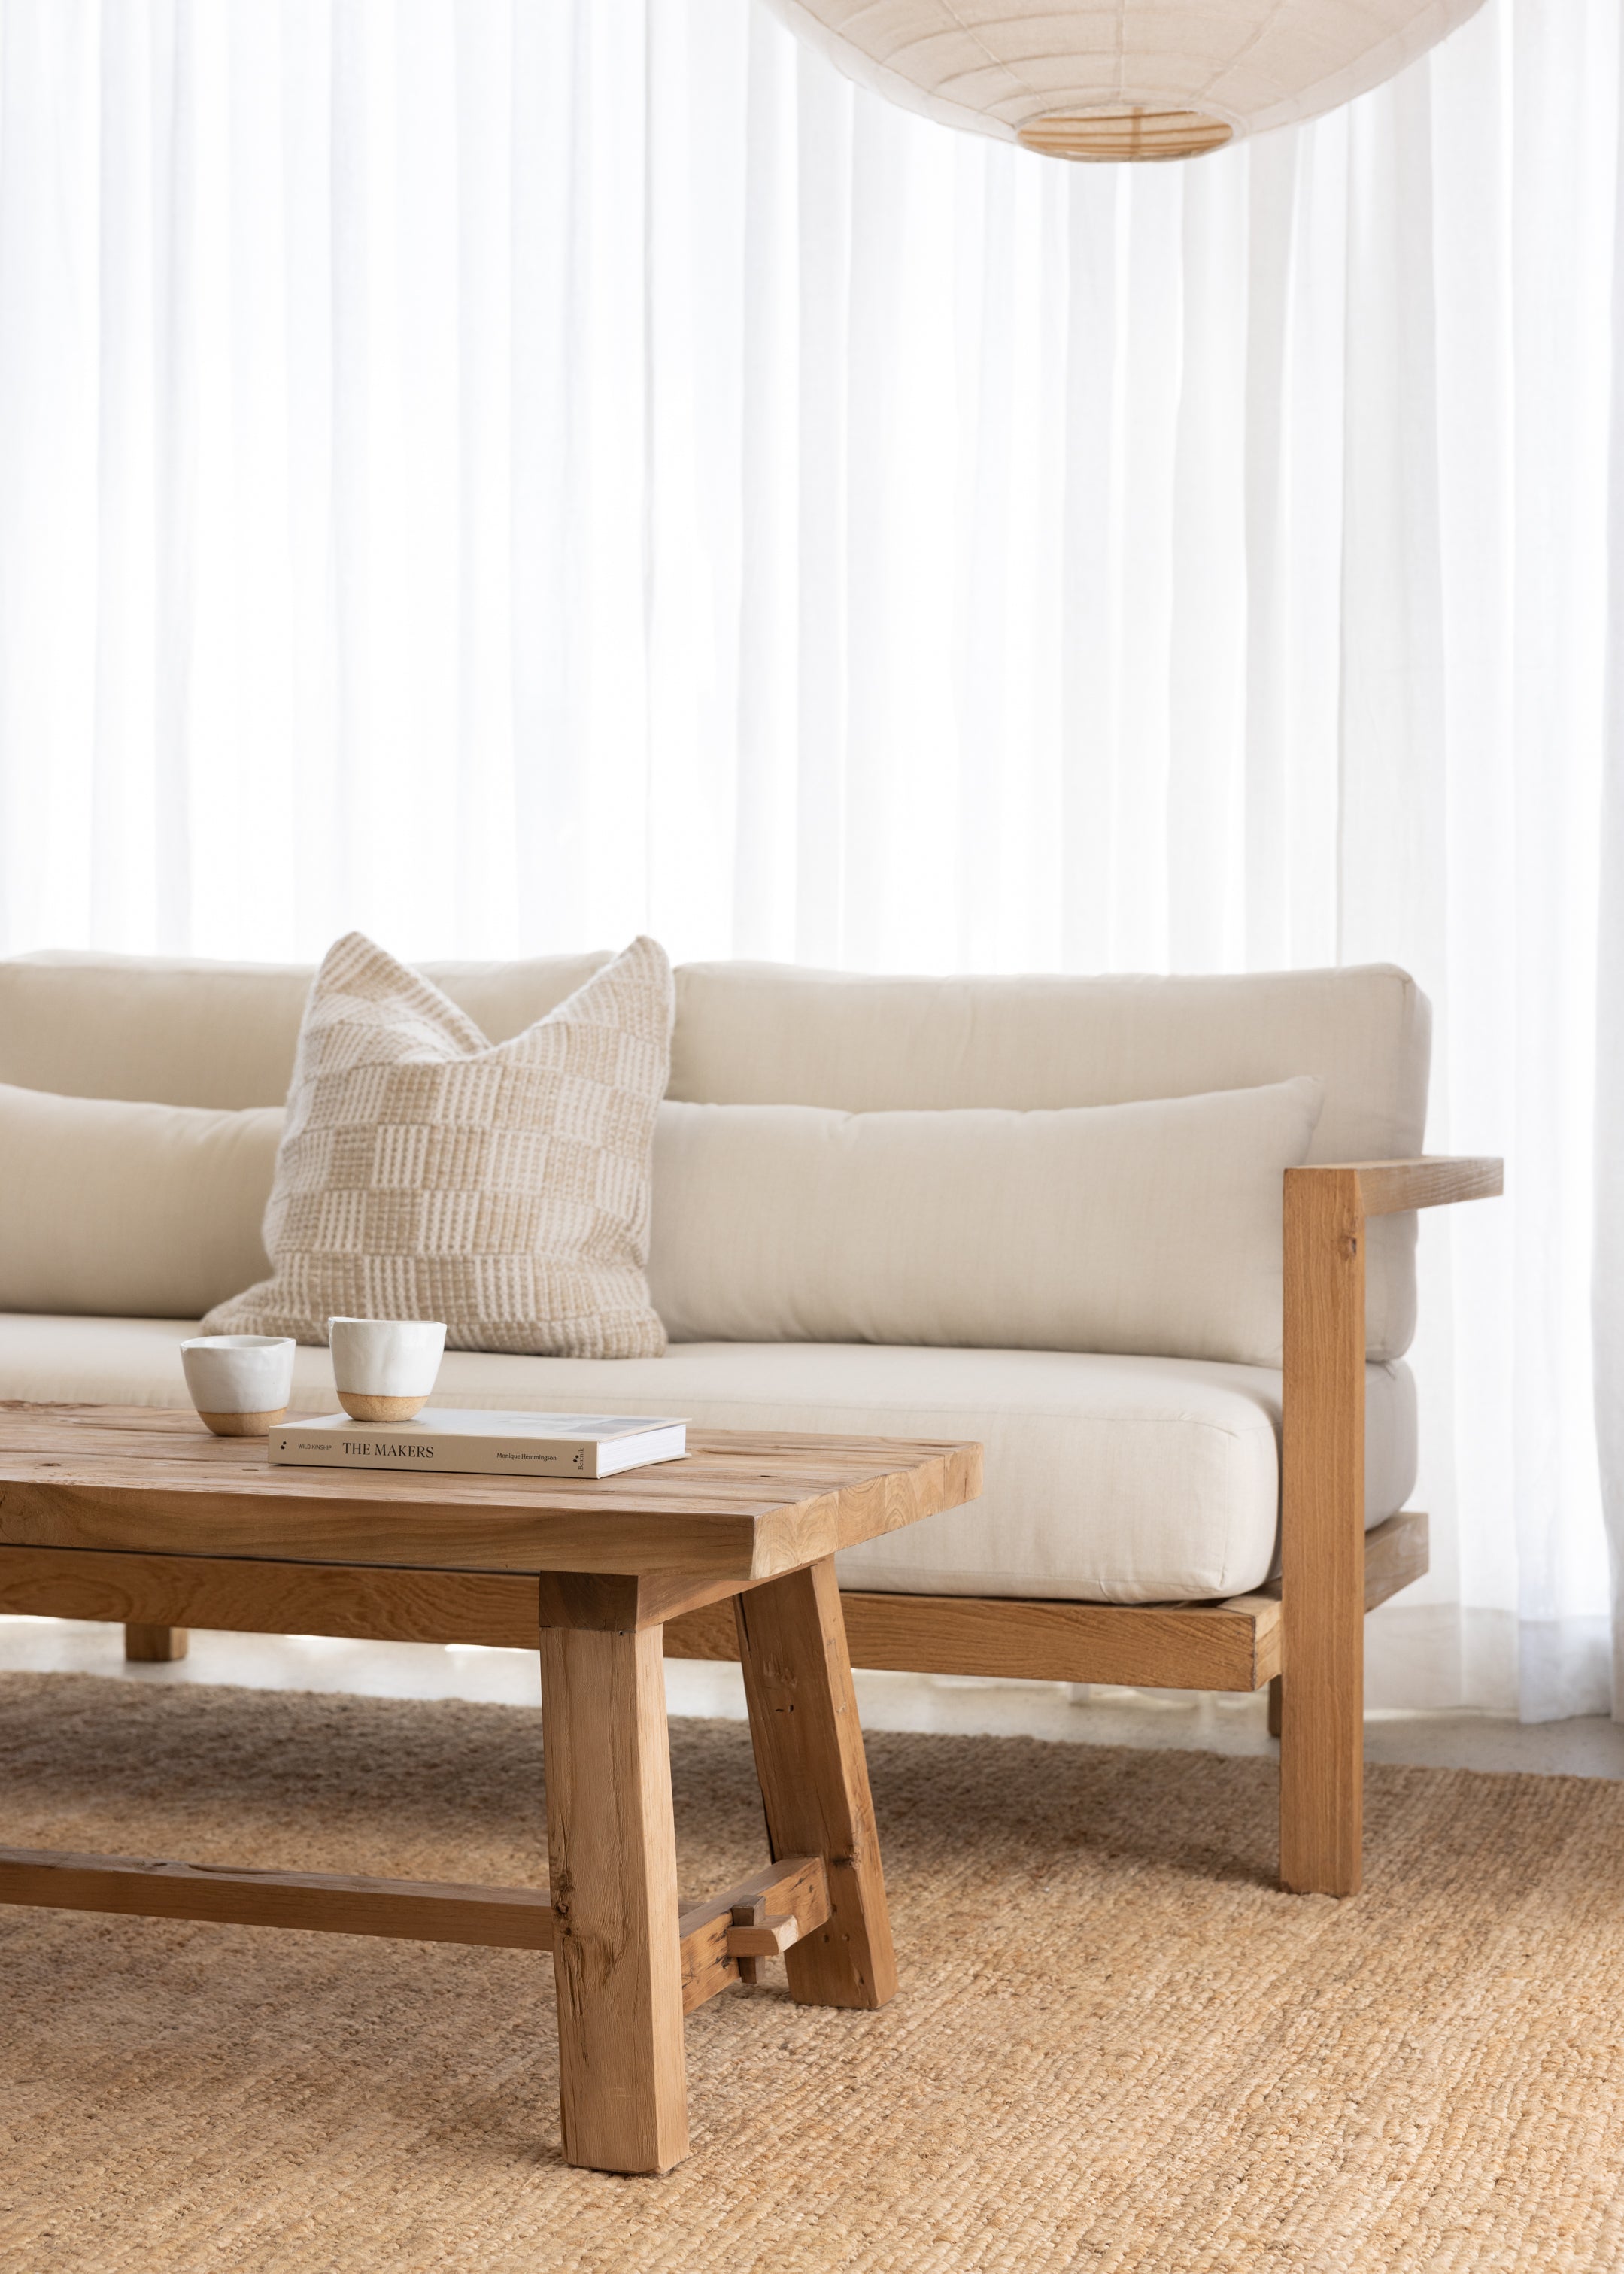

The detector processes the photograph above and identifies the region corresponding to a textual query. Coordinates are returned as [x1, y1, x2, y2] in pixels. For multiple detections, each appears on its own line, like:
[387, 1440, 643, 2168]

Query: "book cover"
[267, 1410, 688, 1480]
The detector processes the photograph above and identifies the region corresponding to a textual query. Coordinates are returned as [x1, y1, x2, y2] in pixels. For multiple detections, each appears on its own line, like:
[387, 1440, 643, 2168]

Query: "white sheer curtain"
[0, 0, 1616, 1717]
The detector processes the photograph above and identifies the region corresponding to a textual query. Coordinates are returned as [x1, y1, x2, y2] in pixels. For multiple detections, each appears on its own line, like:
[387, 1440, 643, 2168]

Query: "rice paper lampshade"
[759, 0, 1488, 160]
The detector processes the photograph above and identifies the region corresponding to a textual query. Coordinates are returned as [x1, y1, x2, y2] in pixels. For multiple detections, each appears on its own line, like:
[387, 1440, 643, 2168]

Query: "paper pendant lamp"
[760, 0, 1487, 159]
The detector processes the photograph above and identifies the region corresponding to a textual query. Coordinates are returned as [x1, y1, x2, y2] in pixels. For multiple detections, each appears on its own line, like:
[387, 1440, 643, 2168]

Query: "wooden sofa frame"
[88, 1157, 1498, 1900]
[659, 1155, 1504, 1899]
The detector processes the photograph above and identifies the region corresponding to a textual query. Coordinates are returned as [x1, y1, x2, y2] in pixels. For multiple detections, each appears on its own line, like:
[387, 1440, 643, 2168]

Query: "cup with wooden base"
[328, 1317, 446, 1424]
[180, 1335, 297, 1437]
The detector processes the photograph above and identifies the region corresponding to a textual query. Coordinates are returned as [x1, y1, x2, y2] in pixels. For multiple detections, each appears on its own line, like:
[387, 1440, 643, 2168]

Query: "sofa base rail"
[0, 1509, 1426, 1699]
[663, 1507, 1425, 1693]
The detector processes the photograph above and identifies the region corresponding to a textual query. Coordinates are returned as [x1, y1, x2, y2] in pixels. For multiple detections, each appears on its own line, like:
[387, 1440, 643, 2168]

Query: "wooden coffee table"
[0, 1404, 981, 2174]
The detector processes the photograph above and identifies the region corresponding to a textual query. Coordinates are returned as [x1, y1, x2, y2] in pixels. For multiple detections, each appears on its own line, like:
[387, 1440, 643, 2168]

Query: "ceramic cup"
[328, 1317, 446, 1423]
[180, 1334, 297, 1437]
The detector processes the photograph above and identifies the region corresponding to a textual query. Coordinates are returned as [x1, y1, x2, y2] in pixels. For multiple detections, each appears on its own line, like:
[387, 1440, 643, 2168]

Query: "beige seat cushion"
[649, 1081, 1323, 1368]
[0, 1317, 1417, 1604]
[0, 1085, 281, 1318]
[202, 934, 672, 1358]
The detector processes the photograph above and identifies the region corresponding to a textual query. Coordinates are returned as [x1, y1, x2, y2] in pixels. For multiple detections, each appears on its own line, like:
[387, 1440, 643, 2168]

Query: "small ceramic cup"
[180, 1335, 297, 1438]
[328, 1318, 446, 1424]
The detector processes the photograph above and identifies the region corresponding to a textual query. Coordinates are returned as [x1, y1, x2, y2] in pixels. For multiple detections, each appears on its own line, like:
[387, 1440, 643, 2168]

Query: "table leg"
[539, 1623, 688, 2174]
[124, 1623, 187, 1662]
[734, 1556, 897, 2010]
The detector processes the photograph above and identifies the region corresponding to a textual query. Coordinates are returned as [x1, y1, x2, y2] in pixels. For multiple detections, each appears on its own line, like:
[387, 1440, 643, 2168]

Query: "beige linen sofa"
[0, 949, 1498, 1894]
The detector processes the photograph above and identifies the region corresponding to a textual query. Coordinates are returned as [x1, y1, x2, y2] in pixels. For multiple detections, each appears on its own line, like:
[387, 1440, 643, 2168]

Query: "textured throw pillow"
[203, 933, 673, 1356]
[0, 1082, 281, 1319]
[646, 1077, 1325, 1368]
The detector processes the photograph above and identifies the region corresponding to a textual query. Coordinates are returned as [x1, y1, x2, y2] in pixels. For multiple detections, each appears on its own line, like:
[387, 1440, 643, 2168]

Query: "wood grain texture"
[0, 1840, 830, 2005]
[726, 1915, 800, 1959]
[678, 1856, 830, 2014]
[728, 1895, 765, 1984]
[0, 1407, 980, 1580]
[663, 1512, 1431, 1699]
[0, 1847, 557, 1947]
[735, 1558, 897, 2011]
[123, 1622, 187, 1662]
[1363, 1508, 1428, 1611]
[1252, 1511, 1429, 1619]
[667, 1586, 1283, 1692]
[1279, 1166, 1367, 1897]
[539, 1622, 688, 2174]
[730, 1895, 765, 1984]
[1301, 1157, 1504, 1216]
[533, 1568, 757, 1632]
[0, 1545, 547, 1648]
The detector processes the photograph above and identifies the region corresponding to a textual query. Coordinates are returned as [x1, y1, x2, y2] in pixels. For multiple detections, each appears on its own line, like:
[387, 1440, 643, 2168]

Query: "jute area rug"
[2, 1674, 1621, 2273]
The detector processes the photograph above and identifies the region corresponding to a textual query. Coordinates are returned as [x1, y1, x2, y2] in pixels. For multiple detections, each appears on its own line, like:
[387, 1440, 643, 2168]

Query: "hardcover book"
[267, 1410, 688, 1480]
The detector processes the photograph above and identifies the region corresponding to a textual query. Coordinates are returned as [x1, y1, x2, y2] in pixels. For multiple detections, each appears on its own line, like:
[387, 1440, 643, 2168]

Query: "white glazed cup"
[328, 1318, 446, 1424]
[181, 1335, 297, 1438]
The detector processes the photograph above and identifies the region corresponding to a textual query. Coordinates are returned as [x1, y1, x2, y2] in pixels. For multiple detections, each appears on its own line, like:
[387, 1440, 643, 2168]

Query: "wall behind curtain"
[0, 0, 1615, 1716]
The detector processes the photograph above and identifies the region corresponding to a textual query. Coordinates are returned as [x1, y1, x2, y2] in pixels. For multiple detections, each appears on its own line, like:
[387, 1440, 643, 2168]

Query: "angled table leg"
[734, 1556, 897, 2010]
[539, 1623, 688, 2174]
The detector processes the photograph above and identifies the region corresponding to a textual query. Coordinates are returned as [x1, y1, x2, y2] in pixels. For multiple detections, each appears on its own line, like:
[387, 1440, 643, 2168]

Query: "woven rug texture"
[0, 1671, 1620, 2272]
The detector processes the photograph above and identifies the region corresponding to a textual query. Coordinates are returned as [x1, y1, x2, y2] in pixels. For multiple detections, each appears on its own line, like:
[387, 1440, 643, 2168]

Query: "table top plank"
[0, 1405, 982, 1580]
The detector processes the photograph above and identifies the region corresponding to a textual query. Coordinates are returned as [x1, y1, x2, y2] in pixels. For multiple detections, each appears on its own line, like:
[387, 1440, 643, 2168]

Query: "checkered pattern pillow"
[202, 931, 672, 1356]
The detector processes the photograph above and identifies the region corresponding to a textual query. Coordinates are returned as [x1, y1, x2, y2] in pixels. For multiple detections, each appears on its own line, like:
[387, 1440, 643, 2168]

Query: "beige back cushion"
[0, 949, 1428, 1360]
[0, 1083, 281, 1319]
[0, 949, 612, 1110]
[648, 1081, 1325, 1368]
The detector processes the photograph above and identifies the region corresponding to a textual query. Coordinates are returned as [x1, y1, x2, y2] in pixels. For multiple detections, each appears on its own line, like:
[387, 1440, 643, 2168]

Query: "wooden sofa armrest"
[1278, 1152, 1501, 1896]
[1298, 1155, 1503, 1216]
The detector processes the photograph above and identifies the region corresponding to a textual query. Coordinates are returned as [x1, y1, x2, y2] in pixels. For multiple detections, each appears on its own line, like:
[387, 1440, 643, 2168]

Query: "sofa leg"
[124, 1623, 188, 1662]
[1279, 1166, 1367, 1897]
[1279, 1604, 1362, 1894]
[1266, 1675, 1283, 1739]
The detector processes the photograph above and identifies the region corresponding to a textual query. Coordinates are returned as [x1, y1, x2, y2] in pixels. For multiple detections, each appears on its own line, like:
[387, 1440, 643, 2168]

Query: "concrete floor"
[7, 1614, 1623, 1778]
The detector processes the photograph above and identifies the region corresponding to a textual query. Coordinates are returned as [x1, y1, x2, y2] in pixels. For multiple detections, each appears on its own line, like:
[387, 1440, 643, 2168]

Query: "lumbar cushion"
[647, 1077, 1325, 1368]
[203, 932, 672, 1356]
[0, 1083, 281, 1319]
[670, 959, 1427, 1363]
